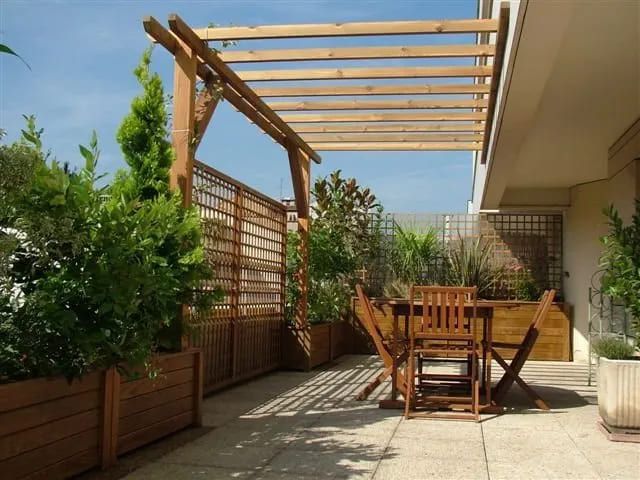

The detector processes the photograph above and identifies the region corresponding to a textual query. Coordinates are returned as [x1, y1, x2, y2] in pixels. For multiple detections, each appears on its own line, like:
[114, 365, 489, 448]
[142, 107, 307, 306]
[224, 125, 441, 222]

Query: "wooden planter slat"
[0, 371, 102, 411]
[2, 428, 99, 479]
[119, 381, 194, 417]
[0, 409, 100, 462]
[116, 411, 194, 456]
[120, 368, 194, 399]
[1, 350, 202, 480]
[0, 388, 101, 437]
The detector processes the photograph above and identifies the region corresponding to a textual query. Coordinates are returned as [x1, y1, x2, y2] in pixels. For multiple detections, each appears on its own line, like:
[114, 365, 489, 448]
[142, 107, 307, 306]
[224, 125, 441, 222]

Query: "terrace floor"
[100, 355, 638, 480]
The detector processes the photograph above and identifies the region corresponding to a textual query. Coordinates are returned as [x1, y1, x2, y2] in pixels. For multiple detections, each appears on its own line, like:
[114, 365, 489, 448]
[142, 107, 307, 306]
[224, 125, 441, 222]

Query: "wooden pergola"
[143, 6, 509, 358]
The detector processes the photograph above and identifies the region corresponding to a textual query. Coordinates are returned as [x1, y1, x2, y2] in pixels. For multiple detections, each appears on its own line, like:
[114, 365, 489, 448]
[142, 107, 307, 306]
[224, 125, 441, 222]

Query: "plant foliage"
[390, 224, 441, 284]
[444, 235, 504, 299]
[600, 202, 640, 344]
[0, 50, 219, 383]
[592, 336, 636, 360]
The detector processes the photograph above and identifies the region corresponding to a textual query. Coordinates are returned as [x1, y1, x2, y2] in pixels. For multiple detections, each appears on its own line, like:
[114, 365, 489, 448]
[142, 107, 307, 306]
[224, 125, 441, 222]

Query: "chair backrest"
[512, 289, 556, 369]
[409, 286, 478, 339]
[355, 284, 392, 363]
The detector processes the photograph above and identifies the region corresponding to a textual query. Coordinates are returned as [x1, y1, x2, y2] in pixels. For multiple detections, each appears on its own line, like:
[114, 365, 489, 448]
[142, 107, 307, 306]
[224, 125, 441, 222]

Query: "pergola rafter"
[143, 6, 509, 368]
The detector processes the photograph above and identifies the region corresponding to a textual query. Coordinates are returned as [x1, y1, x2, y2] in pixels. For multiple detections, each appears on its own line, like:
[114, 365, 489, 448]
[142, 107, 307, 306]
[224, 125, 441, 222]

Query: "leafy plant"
[444, 234, 504, 298]
[512, 267, 541, 301]
[592, 336, 636, 360]
[0, 43, 30, 70]
[285, 170, 382, 325]
[0, 50, 220, 383]
[390, 224, 441, 284]
[600, 202, 640, 344]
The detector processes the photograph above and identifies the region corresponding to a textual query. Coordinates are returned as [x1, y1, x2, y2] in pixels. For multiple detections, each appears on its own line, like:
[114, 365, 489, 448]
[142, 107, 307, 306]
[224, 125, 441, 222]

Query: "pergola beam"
[268, 99, 488, 111]
[309, 142, 483, 151]
[143, 16, 288, 152]
[238, 65, 492, 82]
[194, 18, 499, 41]
[300, 133, 484, 143]
[166, 14, 321, 163]
[481, 3, 510, 164]
[281, 112, 486, 123]
[292, 123, 486, 133]
[221, 44, 496, 63]
[253, 84, 491, 97]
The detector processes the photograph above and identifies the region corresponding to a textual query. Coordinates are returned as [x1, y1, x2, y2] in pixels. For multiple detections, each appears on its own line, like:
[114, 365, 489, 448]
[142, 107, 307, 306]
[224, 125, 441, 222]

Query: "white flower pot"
[597, 357, 640, 430]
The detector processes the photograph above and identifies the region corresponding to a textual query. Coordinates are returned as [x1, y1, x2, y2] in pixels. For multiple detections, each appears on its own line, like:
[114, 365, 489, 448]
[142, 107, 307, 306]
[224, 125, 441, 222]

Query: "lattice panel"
[192, 161, 286, 392]
[366, 213, 563, 299]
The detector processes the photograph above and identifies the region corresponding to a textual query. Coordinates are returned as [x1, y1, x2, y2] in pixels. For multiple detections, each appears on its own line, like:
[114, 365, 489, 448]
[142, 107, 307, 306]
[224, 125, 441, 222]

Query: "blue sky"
[1, 0, 479, 213]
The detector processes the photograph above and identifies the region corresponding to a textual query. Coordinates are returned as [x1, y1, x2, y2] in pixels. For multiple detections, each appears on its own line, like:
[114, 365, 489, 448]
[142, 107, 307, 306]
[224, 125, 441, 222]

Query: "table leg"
[391, 311, 399, 402]
[481, 316, 487, 392]
[486, 316, 493, 405]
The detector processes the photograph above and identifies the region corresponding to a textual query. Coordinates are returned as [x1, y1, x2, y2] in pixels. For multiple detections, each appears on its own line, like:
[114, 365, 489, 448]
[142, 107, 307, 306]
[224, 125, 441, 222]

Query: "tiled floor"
[101, 356, 638, 480]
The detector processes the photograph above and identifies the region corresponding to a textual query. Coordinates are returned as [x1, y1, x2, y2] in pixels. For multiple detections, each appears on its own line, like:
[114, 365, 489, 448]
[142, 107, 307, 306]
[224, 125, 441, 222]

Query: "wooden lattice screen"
[191, 161, 287, 393]
[367, 212, 563, 299]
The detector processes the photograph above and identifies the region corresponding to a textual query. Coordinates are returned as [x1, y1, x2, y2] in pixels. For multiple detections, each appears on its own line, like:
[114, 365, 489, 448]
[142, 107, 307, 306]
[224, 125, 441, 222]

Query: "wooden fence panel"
[192, 161, 287, 393]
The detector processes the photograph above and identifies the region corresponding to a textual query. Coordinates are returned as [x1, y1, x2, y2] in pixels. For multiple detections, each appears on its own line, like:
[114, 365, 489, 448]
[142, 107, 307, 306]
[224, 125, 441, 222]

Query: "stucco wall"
[563, 180, 609, 362]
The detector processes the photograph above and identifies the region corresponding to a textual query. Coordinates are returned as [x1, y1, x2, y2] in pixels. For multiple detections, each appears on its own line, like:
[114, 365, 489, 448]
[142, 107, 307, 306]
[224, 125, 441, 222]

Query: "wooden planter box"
[285, 322, 349, 370]
[351, 298, 572, 361]
[0, 350, 202, 480]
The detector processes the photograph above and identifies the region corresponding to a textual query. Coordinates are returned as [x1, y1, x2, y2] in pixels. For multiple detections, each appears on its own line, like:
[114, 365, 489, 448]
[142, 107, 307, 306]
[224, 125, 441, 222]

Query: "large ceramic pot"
[598, 357, 640, 431]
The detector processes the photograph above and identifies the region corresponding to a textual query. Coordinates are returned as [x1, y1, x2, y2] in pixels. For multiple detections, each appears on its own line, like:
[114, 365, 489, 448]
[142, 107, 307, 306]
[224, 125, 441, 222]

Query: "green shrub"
[390, 224, 441, 284]
[592, 337, 636, 360]
[444, 235, 504, 299]
[600, 202, 640, 345]
[0, 51, 220, 382]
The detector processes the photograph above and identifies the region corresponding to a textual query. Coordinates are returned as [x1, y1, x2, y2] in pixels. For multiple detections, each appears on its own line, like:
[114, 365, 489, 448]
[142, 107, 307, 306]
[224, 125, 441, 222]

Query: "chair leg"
[493, 350, 550, 410]
[356, 365, 393, 401]
[404, 349, 415, 419]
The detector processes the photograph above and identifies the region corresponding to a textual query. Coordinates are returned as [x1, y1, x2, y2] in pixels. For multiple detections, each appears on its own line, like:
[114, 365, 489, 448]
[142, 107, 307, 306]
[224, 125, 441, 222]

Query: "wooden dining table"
[371, 298, 505, 412]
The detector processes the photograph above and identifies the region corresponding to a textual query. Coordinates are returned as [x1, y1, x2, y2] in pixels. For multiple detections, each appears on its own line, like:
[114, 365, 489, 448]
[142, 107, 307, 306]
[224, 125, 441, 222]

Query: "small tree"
[600, 202, 640, 345]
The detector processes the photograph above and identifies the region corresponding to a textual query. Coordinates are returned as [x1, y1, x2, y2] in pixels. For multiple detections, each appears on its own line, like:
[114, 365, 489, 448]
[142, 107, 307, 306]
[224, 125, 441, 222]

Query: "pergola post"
[171, 37, 197, 206]
[287, 146, 312, 370]
[171, 38, 197, 350]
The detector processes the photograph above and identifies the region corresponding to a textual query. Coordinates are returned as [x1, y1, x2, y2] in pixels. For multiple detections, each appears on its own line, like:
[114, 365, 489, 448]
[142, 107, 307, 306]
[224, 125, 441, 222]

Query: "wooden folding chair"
[354, 285, 408, 400]
[405, 286, 480, 421]
[491, 289, 556, 410]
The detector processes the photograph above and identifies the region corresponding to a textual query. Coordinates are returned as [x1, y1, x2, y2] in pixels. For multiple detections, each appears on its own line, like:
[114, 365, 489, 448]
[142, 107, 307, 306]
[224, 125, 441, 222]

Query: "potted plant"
[597, 202, 640, 434]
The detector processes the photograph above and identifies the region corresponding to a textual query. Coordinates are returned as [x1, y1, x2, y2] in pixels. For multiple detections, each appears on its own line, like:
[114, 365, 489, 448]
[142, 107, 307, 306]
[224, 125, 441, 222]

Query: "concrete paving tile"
[157, 442, 282, 470]
[265, 446, 380, 479]
[394, 417, 482, 440]
[385, 434, 486, 462]
[124, 462, 252, 479]
[373, 456, 488, 480]
[287, 430, 388, 454]
[487, 454, 601, 480]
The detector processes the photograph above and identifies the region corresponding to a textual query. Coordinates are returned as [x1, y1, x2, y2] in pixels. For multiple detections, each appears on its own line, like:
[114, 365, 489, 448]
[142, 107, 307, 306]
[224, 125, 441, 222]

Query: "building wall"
[563, 180, 608, 362]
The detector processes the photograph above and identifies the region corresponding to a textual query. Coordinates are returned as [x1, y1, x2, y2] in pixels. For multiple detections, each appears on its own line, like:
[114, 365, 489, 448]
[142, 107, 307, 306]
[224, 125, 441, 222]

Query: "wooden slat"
[116, 411, 192, 455]
[238, 65, 492, 82]
[119, 381, 194, 418]
[0, 409, 99, 462]
[0, 389, 100, 438]
[0, 371, 101, 412]
[309, 142, 483, 151]
[194, 19, 499, 40]
[281, 112, 486, 123]
[293, 122, 486, 133]
[166, 14, 321, 163]
[26, 448, 98, 480]
[268, 98, 488, 111]
[118, 397, 193, 437]
[143, 17, 290, 154]
[0, 428, 98, 479]
[120, 368, 193, 400]
[300, 133, 484, 143]
[254, 83, 491, 97]
[481, 3, 510, 164]
[221, 44, 496, 63]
